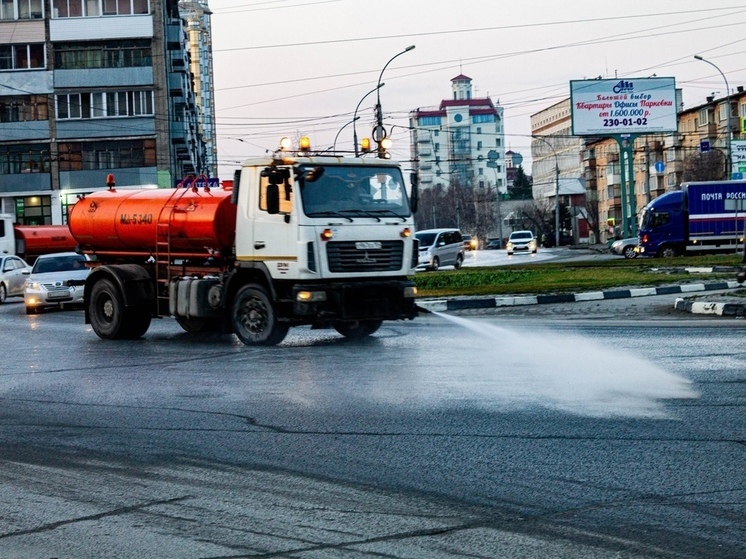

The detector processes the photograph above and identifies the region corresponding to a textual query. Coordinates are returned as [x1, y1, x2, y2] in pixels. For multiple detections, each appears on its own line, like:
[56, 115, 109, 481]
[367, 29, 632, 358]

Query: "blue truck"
[638, 180, 746, 257]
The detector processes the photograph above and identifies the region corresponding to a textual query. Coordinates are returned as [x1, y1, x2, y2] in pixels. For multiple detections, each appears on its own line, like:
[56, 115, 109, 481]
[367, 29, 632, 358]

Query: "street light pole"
[374, 45, 415, 158]
[533, 135, 560, 247]
[353, 84, 384, 157]
[695, 55, 732, 179]
[333, 117, 359, 154]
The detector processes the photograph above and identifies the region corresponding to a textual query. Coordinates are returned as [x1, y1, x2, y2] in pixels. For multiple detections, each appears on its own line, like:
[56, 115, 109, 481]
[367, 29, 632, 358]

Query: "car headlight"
[506, 242, 513, 250]
[26, 281, 40, 290]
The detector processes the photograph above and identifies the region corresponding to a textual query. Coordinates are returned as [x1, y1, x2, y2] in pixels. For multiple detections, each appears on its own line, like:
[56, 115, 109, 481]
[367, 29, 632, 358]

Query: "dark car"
[542, 233, 573, 248]
[485, 239, 502, 250]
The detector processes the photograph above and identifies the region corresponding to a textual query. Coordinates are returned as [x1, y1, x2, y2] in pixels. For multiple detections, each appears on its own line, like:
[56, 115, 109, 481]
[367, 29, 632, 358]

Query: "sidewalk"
[417, 279, 746, 317]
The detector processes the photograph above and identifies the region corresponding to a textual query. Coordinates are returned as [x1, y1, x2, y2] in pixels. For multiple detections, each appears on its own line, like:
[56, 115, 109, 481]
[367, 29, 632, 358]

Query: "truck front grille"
[326, 240, 403, 273]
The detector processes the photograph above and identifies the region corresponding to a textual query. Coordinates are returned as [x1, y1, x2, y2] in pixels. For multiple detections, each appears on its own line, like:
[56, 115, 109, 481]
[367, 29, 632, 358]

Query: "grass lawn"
[413, 254, 745, 298]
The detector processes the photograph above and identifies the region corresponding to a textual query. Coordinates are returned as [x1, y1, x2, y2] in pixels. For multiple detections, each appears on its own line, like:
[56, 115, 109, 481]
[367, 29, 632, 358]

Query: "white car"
[506, 231, 538, 255]
[24, 252, 91, 314]
[0, 255, 31, 303]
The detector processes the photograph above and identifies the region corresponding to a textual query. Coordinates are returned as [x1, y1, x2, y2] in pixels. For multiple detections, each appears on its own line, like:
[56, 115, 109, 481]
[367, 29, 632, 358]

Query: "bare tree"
[682, 150, 726, 182]
[582, 189, 601, 243]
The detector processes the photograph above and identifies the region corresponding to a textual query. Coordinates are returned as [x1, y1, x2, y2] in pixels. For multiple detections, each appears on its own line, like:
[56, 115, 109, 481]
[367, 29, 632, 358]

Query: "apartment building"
[409, 75, 506, 194]
[0, 0, 209, 225]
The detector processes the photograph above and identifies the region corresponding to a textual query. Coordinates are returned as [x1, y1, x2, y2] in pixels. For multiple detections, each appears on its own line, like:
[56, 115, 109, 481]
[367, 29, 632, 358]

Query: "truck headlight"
[296, 290, 327, 303]
[404, 286, 417, 298]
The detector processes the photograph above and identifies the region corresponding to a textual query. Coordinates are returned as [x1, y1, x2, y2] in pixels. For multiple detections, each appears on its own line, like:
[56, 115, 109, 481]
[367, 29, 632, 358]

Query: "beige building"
[583, 87, 746, 240]
[532, 87, 746, 243]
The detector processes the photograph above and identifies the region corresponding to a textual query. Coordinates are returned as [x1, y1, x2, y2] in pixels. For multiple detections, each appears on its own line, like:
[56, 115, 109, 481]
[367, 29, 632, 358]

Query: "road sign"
[654, 161, 665, 173]
[487, 150, 498, 161]
[700, 140, 710, 153]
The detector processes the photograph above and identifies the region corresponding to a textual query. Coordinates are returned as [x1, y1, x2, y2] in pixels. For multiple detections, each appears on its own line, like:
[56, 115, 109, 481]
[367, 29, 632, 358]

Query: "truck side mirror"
[410, 172, 419, 213]
[231, 169, 241, 205]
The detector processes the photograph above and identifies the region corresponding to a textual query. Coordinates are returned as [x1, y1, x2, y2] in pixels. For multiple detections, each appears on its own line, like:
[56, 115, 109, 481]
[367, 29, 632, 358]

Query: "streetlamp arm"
[694, 55, 732, 178]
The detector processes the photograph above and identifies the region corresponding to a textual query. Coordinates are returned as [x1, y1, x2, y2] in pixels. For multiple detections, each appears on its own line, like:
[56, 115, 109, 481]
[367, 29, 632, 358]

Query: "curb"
[674, 298, 746, 317]
[417, 281, 744, 313]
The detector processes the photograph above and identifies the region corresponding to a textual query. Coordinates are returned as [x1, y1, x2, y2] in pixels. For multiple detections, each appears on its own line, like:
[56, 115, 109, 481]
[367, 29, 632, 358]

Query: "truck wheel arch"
[224, 262, 277, 305]
[84, 264, 155, 323]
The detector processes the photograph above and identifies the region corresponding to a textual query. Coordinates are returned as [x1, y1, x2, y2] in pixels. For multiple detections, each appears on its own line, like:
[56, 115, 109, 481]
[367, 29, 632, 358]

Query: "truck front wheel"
[89, 278, 151, 340]
[232, 284, 288, 346]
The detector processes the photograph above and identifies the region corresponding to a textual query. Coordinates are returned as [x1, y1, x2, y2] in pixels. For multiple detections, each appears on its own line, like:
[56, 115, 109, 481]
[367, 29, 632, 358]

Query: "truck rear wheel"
[659, 246, 679, 258]
[89, 278, 151, 340]
[232, 284, 288, 346]
[333, 320, 382, 339]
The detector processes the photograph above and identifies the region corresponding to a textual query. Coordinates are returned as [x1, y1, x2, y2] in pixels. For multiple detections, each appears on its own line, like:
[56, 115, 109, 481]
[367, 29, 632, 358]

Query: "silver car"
[610, 237, 638, 259]
[415, 228, 465, 271]
[0, 255, 31, 303]
[24, 252, 91, 314]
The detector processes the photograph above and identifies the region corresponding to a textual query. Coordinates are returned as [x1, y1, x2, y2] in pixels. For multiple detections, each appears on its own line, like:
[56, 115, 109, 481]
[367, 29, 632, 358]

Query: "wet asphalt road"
[0, 291, 744, 558]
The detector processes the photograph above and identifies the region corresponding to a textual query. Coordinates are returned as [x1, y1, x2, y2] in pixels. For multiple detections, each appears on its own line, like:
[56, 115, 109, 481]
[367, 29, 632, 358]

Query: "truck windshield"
[299, 165, 410, 218]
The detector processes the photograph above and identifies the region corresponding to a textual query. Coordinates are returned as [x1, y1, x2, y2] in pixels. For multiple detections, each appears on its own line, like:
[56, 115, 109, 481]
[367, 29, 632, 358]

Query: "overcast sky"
[208, 0, 746, 178]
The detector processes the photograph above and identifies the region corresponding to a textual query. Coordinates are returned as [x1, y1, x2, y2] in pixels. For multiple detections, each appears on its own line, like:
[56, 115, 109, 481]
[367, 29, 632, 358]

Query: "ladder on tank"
[153, 176, 201, 313]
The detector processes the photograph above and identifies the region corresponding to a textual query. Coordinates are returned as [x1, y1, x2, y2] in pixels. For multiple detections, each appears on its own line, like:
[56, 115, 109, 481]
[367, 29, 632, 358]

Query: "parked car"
[462, 234, 477, 251]
[24, 252, 91, 314]
[485, 239, 502, 250]
[0, 255, 31, 303]
[541, 232, 574, 247]
[506, 230, 538, 256]
[415, 228, 465, 271]
[610, 237, 638, 259]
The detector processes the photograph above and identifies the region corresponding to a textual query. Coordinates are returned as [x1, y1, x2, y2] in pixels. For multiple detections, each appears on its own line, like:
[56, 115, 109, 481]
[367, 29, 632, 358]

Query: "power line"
[213, 7, 746, 53]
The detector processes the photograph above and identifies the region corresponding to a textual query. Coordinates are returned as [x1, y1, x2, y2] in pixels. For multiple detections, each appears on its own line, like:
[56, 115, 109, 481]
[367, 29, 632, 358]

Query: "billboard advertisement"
[570, 77, 677, 135]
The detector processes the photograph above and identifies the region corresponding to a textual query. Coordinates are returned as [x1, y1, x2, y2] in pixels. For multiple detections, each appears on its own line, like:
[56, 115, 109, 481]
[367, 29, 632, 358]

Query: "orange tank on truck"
[68, 187, 237, 258]
[0, 215, 77, 263]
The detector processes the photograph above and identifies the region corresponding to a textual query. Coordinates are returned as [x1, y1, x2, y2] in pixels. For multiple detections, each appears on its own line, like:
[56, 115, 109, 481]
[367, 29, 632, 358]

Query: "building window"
[698, 108, 710, 126]
[718, 103, 729, 122]
[0, 95, 48, 122]
[53, 0, 149, 17]
[0, 144, 50, 175]
[1, 0, 43, 19]
[418, 116, 441, 126]
[14, 195, 52, 225]
[0, 44, 45, 70]
[58, 139, 156, 171]
[434, 143, 439, 152]
[56, 90, 154, 119]
[472, 114, 495, 124]
[55, 40, 152, 69]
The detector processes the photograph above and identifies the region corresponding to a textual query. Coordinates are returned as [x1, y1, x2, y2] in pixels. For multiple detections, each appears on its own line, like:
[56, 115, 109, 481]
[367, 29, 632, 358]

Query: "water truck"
[637, 180, 746, 257]
[0, 215, 77, 263]
[68, 142, 420, 346]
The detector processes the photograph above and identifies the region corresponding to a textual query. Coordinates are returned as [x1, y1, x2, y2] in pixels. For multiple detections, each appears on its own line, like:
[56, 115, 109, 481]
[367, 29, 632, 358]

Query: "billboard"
[570, 77, 677, 135]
